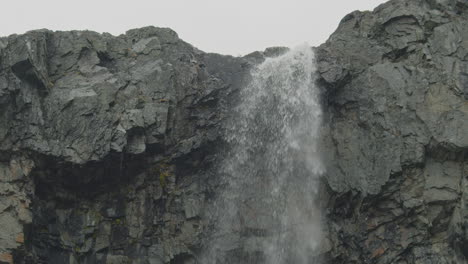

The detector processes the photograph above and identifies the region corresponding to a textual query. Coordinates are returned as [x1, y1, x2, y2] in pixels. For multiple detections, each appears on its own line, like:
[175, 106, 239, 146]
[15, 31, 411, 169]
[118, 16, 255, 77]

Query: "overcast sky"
[2, 0, 387, 55]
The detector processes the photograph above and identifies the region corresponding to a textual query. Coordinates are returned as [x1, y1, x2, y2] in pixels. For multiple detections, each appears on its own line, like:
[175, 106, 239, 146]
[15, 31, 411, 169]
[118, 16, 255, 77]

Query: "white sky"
[1, 0, 387, 55]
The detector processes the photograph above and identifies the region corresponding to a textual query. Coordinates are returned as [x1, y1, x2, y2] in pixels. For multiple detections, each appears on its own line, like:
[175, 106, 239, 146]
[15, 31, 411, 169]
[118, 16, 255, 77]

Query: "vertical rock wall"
[0, 26, 250, 263]
[0, 0, 467, 263]
[317, 0, 468, 262]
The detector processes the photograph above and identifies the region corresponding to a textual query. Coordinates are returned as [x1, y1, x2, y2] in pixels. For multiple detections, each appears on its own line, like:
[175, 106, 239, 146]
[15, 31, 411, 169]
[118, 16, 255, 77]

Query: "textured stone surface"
[0, 26, 250, 263]
[0, 0, 467, 263]
[317, 0, 468, 262]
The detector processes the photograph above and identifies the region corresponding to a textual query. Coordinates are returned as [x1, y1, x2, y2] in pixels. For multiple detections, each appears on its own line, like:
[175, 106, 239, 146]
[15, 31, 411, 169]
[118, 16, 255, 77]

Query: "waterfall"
[204, 44, 324, 264]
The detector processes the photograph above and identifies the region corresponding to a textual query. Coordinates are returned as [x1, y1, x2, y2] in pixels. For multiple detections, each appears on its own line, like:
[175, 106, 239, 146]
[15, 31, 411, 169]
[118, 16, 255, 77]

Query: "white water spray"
[205, 45, 324, 264]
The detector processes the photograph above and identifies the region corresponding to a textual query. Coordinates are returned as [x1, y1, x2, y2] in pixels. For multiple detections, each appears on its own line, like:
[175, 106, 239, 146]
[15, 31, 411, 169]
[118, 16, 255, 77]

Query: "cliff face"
[0, 27, 250, 263]
[317, 0, 468, 262]
[0, 0, 467, 263]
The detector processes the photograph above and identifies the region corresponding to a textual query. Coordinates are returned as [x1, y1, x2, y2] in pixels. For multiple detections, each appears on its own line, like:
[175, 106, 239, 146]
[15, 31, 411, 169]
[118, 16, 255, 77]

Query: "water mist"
[204, 45, 324, 264]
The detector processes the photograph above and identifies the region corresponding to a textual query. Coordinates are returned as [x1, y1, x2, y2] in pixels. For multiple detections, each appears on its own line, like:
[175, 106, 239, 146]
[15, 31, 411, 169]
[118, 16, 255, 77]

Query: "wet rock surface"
[0, 0, 467, 263]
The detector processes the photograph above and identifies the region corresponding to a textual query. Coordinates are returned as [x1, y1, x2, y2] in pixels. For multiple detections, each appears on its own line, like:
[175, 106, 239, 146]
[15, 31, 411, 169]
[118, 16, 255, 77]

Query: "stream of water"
[205, 44, 324, 264]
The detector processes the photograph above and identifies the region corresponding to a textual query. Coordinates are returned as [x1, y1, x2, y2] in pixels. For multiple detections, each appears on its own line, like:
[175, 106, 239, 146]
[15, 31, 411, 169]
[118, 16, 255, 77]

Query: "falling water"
[205, 45, 324, 264]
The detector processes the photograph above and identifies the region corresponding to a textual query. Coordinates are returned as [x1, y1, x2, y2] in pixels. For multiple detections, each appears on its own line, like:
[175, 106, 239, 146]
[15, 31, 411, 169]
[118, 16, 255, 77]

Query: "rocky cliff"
[317, 0, 468, 263]
[0, 26, 251, 263]
[0, 0, 467, 263]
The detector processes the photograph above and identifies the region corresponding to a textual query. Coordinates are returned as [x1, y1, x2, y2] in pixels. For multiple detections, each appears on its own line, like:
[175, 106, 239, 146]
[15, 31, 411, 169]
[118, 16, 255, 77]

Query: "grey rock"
[317, 0, 468, 262]
[0, 0, 467, 263]
[0, 25, 250, 263]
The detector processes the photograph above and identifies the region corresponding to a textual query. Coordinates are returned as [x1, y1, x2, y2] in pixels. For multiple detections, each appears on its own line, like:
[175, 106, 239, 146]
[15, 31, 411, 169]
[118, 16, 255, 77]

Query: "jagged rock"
[317, 0, 468, 262]
[0, 25, 249, 263]
[0, 0, 467, 263]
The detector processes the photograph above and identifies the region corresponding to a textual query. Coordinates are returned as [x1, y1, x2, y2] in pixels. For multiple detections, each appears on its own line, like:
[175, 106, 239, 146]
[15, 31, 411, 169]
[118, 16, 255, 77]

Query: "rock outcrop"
[317, 0, 468, 263]
[0, 26, 250, 263]
[0, 0, 467, 263]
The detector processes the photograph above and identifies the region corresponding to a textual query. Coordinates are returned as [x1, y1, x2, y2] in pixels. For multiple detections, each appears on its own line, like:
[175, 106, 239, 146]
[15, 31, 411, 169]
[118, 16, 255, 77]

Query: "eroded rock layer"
[317, 0, 468, 263]
[0, 26, 250, 263]
[0, 0, 467, 263]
